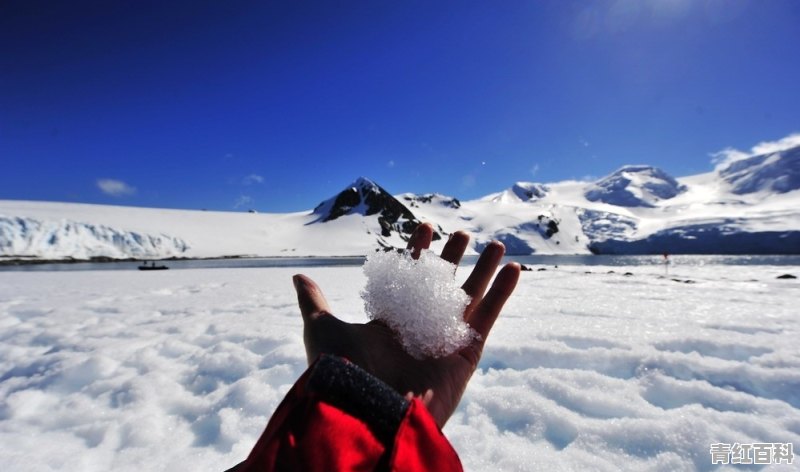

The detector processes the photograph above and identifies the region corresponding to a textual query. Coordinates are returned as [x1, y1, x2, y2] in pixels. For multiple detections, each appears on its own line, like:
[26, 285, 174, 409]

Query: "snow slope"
[719, 145, 800, 195]
[1, 145, 799, 260]
[0, 195, 412, 260]
[1, 263, 798, 470]
[584, 165, 687, 207]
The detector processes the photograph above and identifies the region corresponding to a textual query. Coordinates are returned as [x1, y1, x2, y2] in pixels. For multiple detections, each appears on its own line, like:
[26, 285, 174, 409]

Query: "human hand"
[292, 223, 520, 427]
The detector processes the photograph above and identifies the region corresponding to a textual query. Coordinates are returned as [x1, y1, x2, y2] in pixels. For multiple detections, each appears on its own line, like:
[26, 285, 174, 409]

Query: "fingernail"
[292, 275, 302, 291]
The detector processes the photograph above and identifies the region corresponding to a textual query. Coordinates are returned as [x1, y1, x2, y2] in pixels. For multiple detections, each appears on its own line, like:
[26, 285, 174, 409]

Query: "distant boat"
[138, 262, 169, 271]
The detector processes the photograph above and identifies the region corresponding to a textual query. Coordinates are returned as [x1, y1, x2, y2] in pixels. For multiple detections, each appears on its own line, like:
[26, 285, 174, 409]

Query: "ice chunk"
[361, 249, 475, 359]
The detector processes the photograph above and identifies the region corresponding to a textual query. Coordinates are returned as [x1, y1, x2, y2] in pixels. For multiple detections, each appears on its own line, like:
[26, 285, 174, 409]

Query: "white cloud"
[233, 195, 254, 209]
[712, 132, 800, 169]
[530, 164, 540, 177]
[711, 148, 749, 168]
[97, 179, 136, 197]
[242, 174, 264, 185]
[387, 160, 395, 168]
[751, 133, 800, 155]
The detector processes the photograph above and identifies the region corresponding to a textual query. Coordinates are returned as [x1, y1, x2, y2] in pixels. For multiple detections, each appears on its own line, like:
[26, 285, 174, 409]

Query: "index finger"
[406, 222, 433, 260]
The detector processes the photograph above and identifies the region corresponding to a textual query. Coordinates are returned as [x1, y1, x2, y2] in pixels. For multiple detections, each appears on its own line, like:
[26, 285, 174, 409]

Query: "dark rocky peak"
[718, 145, 800, 195]
[311, 177, 440, 240]
[585, 165, 686, 207]
[312, 177, 388, 222]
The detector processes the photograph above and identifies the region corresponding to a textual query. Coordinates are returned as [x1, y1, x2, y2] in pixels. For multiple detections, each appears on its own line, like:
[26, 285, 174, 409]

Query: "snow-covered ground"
[1, 262, 798, 471]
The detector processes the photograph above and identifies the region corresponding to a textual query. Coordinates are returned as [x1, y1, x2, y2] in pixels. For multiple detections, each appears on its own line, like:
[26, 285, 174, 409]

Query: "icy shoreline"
[0, 254, 366, 266]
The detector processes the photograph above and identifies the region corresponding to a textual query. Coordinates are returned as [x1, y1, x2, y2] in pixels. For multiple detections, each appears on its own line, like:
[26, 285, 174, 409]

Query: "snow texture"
[361, 250, 474, 358]
[0, 262, 799, 471]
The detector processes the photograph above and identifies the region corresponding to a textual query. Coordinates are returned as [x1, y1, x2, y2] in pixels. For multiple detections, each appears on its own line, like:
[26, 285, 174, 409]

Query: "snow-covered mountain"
[309, 177, 440, 243]
[584, 165, 686, 207]
[717, 144, 800, 195]
[488, 182, 550, 203]
[2, 145, 799, 260]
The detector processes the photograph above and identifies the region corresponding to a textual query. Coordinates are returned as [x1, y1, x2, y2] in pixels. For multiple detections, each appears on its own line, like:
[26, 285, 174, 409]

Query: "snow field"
[0, 263, 798, 471]
[454, 264, 800, 471]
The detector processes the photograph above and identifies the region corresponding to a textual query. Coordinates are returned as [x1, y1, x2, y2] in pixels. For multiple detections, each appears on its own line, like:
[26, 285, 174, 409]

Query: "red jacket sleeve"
[228, 354, 463, 472]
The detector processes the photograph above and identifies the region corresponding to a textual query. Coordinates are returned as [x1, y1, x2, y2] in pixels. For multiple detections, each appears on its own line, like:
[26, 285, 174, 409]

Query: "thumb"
[293, 274, 331, 322]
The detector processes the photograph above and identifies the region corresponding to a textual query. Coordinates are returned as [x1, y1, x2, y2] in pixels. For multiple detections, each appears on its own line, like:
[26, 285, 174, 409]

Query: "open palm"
[293, 223, 520, 427]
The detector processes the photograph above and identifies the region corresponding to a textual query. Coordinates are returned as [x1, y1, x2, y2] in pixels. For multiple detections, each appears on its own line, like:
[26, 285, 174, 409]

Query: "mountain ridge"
[2, 144, 799, 259]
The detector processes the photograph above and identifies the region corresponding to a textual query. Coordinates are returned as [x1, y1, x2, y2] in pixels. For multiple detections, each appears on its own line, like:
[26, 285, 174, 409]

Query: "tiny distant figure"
[663, 252, 670, 275]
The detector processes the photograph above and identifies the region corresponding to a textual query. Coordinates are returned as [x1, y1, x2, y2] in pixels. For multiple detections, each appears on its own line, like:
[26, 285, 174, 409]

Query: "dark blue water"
[509, 254, 800, 267]
[2, 254, 798, 272]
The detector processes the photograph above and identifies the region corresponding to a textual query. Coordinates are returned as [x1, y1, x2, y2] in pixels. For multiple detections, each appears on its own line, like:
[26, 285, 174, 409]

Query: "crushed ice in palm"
[361, 249, 475, 359]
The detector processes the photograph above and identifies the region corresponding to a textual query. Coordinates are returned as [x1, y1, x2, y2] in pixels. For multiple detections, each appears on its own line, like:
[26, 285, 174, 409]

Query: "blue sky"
[2, 0, 799, 212]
